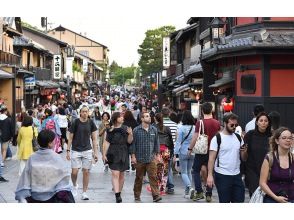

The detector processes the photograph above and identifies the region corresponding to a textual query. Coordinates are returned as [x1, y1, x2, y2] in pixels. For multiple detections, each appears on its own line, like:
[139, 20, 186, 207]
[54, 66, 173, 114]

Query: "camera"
[276, 189, 288, 198]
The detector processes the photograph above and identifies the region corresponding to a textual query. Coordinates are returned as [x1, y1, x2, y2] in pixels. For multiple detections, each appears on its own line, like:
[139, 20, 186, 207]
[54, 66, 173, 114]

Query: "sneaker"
[143, 179, 149, 184]
[0, 162, 4, 167]
[166, 188, 175, 194]
[0, 176, 9, 182]
[189, 188, 195, 199]
[134, 197, 141, 202]
[126, 169, 130, 172]
[153, 195, 162, 202]
[193, 192, 204, 201]
[71, 184, 78, 197]
[104, 164, 109, 172]
[81, 192, 89, 200]
[206, 195, 212, 203]
[5, 157, 12, 161]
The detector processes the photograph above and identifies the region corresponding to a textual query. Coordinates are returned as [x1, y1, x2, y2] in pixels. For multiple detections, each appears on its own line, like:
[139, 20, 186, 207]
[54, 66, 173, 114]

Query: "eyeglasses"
[279, 136, 293, 141]
[228, 123, 238, 128]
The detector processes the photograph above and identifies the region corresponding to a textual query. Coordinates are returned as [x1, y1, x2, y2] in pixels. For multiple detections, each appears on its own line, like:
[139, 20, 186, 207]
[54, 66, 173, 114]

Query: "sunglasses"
[228, 123, 238, 128]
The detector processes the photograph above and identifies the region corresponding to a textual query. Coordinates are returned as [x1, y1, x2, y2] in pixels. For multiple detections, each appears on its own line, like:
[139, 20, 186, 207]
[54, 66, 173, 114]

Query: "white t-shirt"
[245, 118, 256, 133]
[210, 133, 244, 175]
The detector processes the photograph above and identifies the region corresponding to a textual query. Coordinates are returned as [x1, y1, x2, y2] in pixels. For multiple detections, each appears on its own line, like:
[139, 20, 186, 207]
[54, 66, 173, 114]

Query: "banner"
[162, 37, 170, 69]
[53, 55, 61, 79]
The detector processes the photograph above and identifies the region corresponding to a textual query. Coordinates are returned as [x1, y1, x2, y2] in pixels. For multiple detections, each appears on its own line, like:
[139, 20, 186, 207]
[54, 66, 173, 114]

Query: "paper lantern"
[47, 95, 52, 100]
[222, 97, 234, 112]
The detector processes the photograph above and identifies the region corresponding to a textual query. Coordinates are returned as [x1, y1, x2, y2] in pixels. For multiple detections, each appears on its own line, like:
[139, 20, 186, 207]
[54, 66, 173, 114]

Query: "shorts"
[71, 149, 93, 170]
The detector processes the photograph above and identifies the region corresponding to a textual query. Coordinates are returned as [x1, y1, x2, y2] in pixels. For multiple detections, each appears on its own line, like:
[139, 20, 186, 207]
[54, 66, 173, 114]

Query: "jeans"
[179, 154, 194, 189]
[214, 172, 245, 203]
[192, 154, 212, 196]
[6, 145, 12, 158]
[166, 159, 174, 189]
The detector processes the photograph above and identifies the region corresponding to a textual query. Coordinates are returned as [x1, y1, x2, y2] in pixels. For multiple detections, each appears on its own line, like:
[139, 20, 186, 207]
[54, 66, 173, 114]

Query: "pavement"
[0, 145, 250, 203]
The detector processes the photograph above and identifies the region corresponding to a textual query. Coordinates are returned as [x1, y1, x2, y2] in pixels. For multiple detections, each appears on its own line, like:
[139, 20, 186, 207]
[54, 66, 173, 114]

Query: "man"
[130, 112, 162, 202]
[137, 105, 147, 124]
[66, 105, 98, 200]
[245, 104, 264, 133]
[207, 113, 247, 203]
[162, 107, 177, 194]
[189, 102, 220, 202]
[0, 106, 14, 168]
[120, 103, 128, 116]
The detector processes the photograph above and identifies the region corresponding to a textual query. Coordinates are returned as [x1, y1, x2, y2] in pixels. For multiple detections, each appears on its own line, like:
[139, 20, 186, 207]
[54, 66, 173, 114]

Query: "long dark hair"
[254, 112, 272, 136]
[22, 116, 33, 127]
[111, 112, 122, 126]
[124, 110, 136, 123]
[155, 113, 164, 132]
[181, 110, 195, 125]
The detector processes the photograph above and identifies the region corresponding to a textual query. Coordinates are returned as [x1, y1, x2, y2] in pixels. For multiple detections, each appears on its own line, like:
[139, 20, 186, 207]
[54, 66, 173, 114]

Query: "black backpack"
[215, 132, 243, 168]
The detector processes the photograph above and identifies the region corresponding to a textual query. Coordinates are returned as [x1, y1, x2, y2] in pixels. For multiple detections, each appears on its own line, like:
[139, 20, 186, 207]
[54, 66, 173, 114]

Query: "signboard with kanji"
[163, 37, 170, 69]
[24, 76, 35, 87]
[53, 55, 61, 79]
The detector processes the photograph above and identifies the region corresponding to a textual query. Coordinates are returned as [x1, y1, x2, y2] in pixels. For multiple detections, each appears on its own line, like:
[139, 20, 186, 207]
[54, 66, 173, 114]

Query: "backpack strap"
[216, 132, 242, 167]
[216, 133, 221, 167]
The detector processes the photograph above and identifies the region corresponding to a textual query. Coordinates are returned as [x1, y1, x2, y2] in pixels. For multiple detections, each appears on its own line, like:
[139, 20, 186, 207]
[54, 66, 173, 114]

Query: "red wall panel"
[270, 70, 294, 96]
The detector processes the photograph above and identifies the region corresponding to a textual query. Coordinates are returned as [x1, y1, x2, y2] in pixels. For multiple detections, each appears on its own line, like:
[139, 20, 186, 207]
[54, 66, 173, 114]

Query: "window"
[241, 74, 256, 94]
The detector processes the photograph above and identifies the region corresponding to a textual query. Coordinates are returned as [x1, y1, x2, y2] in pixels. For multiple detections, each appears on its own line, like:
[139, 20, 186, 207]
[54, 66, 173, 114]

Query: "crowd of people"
[0, 90, 294, 203]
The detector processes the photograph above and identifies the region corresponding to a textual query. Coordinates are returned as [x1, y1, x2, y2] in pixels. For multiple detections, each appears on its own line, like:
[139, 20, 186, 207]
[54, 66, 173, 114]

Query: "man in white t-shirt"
[207, 112, 247, 203]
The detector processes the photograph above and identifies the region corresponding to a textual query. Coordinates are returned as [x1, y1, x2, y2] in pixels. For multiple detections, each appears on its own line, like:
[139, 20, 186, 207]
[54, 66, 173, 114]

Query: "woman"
[174, 110, 195, 198]
[55, 107, 68, 150]
[99, 112, 111, 171]
[244, 112, 272, 196]
[123, 110, 138, 172]
[92, 106, 102, 128]
[17, 116, 38, 176]
[41, 108, 62, 153]
[259, 127, 294, 203]
[154, 113, 173, 195]
[102, 112, 133, 203]
[15, 129, 74, 203]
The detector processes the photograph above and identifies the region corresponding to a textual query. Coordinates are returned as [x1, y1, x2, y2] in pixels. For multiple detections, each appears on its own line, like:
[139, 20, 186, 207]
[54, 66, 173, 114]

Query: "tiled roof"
[202, 30, 294, 60]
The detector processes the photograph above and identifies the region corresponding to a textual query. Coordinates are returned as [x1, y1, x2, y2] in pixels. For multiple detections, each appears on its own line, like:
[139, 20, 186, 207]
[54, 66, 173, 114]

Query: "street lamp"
[65, 45, 75, 103]
[210, 17, 226, 44]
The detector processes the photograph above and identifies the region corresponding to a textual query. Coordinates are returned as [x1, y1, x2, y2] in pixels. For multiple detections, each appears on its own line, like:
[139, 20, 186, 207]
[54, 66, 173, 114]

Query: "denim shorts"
[71, 150, 93, 170]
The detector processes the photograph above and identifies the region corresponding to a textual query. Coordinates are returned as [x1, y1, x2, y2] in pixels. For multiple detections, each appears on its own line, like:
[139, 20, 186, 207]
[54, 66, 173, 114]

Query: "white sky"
[22, 16, 188, 67]
[12, 0, 294, 68]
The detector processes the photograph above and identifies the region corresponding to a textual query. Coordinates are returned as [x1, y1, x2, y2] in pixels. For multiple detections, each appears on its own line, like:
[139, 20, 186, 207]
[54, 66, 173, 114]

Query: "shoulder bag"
[193, 120, 208, 155]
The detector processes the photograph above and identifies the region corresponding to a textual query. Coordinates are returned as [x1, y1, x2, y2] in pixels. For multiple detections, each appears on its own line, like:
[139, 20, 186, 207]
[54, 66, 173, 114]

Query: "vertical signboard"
[163, 37, 170, 69]
[82, 59, 88, 72]
[53, 55, 61, 79]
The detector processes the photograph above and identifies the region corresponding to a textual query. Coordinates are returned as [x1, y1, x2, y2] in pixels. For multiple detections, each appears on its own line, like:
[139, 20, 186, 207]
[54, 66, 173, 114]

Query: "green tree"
[109, 61, 137, 85]
[138, 26, 176, 77]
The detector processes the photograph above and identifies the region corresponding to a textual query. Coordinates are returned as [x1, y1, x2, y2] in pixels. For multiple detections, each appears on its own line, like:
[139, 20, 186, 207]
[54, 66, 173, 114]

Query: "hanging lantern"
[222, 97, 234, 112]
[47, 95, 52, 100]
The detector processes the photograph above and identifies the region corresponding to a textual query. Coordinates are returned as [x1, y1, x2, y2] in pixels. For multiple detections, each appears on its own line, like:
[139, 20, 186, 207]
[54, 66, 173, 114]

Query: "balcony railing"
[0, 50, 21, 66]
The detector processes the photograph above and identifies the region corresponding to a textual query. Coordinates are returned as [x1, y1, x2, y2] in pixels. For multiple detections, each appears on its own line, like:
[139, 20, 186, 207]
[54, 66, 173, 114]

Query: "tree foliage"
[109, 61, 136, 85]
[138, 26, 176, 77]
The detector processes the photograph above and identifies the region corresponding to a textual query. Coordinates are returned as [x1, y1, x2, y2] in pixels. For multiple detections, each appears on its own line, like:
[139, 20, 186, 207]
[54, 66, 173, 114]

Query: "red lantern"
[222, 97, 234, 112]
[47, 95, 52, 100]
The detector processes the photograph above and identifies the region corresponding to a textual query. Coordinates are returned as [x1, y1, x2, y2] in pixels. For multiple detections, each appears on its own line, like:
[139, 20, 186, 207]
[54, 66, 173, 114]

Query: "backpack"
[45, 119, 62, 153]
[215, 132, 243, 168]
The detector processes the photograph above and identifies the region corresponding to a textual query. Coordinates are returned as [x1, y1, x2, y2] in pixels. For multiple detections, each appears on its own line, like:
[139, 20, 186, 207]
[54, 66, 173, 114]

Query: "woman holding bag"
[17, 116, 38, 176]
[259, 127, 294, 203]
[174, 110, 195, 199]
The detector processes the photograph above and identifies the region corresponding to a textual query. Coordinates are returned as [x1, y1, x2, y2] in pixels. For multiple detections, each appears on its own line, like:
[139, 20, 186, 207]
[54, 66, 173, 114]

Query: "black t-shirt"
[69, 118, 97, 152]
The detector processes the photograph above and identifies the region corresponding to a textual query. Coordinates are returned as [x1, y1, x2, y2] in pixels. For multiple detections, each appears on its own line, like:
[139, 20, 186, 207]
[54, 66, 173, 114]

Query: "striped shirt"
[163, 118, 178, 145]
[130, 124, 159, 163]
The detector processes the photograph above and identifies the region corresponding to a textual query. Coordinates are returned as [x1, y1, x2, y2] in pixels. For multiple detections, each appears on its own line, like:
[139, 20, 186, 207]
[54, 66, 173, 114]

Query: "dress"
[106, 126, 129, 171]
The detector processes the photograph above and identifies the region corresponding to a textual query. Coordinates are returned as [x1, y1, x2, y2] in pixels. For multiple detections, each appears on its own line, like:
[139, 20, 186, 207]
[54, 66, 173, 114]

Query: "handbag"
[193, 120, 208, 155]
[249, 186, 265, 203]
[32, 126, 39, 152]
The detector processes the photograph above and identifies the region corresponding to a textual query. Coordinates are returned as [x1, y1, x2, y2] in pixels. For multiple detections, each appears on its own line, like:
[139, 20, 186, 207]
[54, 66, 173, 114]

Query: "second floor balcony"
[0, 50, 21, 67]
[24, 66, 52, 80]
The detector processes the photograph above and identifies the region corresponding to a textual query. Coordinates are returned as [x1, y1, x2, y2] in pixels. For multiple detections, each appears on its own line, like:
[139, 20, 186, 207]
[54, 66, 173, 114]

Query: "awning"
[18, 69, 34, 77]
[58, 81, 68, 88]
[168, 81, 180, 87]
[209, 72, 234, 88]
[36, 80, 60, 88]
[189, 78, 203, 86]
[94, 64, 103, 71]
[0, 69, 14, 79]
[175, 74, 185, 82]
[172, 84, 189, 94]
[184, 63, 203, 77]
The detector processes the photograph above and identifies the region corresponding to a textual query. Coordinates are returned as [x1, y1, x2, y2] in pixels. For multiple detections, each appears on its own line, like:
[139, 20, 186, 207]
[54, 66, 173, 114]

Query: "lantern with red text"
[221, 97, 234, 112]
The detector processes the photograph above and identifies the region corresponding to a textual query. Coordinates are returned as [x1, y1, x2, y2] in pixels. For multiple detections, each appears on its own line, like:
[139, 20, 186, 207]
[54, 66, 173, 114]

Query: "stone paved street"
[0, 145, 250, 203]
